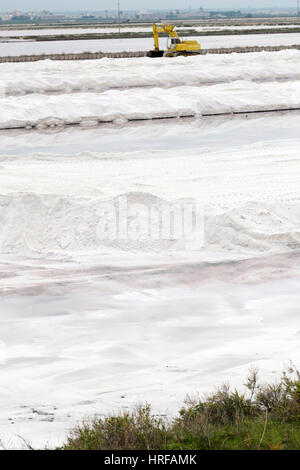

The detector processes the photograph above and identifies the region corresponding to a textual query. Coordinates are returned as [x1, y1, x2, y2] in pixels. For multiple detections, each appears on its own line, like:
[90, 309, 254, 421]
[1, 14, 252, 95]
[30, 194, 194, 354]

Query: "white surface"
[1, 78, 300, 129]
[0, 140, 300, 255]
[1, 51, 300, 97]
[194, 24, 300, 31]
[0, 52, 300, 449]
[0, 26, 154, 37]
[0, 252, 299, 449]
[1, 52, 300, 129]
[1, 32, 300, 56]
[0, 129, 300, 448]
[0, 110, 298, 155]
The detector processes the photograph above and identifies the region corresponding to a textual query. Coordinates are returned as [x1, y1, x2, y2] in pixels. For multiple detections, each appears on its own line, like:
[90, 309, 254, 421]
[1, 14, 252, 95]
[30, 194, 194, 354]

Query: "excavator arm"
[152, 24, 179, 51]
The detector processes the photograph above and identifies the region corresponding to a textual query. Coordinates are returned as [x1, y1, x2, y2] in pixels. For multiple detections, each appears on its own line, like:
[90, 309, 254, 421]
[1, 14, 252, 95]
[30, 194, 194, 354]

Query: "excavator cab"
[168, 37, 181, 50]
[147, 24, 201, 58]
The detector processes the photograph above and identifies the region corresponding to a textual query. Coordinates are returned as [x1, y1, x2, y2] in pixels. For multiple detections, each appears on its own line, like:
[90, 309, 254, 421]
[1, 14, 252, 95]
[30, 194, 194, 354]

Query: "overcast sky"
[0, 1, 297, 12]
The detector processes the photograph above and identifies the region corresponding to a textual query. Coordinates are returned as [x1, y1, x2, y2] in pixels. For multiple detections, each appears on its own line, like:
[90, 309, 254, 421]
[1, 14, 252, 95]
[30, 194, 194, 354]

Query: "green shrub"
[64, 405, 169, 450]
[61, 366, 300, 450]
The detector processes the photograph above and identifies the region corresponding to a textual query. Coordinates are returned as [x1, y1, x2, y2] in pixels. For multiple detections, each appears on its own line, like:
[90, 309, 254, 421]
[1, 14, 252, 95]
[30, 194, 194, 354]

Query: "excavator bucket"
[147, 50, 164, 58]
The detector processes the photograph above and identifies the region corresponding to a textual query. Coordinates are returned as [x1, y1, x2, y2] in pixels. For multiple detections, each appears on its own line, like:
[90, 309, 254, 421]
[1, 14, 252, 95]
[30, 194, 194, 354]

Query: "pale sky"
[0, 1, 297, 12]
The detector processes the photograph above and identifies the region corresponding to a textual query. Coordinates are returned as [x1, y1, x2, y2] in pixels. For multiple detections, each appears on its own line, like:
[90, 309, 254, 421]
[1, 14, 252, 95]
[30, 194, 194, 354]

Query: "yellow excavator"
[147, 24, 201, 58]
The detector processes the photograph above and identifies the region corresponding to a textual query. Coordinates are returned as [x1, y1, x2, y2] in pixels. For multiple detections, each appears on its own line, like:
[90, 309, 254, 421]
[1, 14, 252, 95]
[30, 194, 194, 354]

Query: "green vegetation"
[62, 365, 300, 450]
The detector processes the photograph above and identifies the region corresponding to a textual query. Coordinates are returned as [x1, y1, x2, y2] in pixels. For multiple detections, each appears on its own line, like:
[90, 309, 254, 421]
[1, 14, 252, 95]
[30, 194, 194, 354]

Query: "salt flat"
[1, 51, 300, 97]
[0, 115, 300, 448]
[0, 250, 300, 448]
[0, 52, 299, 448]
[2, 52, 300, 129]
[0, 26, 154, 37]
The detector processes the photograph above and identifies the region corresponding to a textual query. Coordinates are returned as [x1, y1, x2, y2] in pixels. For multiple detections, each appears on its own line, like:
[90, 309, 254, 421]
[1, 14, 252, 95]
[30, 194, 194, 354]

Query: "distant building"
[181, 7, 210, 19]
[0, 14, 13, 21]
[11, 10, 23, 17]
[193, 7, 210, 18]
[35, 10, 65, 20]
